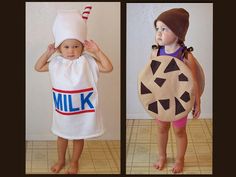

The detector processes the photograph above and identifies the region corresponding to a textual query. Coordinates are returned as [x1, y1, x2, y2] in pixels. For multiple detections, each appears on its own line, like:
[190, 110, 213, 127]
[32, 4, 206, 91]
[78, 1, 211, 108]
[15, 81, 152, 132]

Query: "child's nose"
[157, 31, 162, 36]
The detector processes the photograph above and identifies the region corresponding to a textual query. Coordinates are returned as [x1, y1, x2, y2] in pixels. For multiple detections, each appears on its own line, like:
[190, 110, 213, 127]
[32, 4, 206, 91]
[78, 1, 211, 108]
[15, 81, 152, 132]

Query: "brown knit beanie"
[154, 8, 189, 42]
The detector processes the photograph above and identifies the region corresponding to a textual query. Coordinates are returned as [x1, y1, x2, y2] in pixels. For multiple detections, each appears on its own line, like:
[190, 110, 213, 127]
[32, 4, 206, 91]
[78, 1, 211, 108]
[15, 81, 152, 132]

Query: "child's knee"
[157, 122, 170, 134]
[173, 127, 187, 137]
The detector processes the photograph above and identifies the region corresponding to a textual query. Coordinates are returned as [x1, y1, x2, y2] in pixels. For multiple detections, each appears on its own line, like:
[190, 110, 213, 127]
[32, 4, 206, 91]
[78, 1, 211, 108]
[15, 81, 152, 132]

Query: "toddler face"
[58, 39, 83, 60]
[155, 21, 178, 46]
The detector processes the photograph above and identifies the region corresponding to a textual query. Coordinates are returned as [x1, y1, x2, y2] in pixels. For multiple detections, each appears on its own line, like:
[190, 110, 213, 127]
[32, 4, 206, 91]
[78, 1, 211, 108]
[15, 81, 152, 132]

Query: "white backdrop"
[127, 3, 213, 119]
[26, 2, 120, 140]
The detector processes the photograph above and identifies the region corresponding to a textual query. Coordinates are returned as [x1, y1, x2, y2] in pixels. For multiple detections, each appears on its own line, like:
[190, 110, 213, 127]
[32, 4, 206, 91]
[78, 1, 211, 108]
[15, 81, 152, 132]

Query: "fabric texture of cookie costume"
[138, 46, 205, 122]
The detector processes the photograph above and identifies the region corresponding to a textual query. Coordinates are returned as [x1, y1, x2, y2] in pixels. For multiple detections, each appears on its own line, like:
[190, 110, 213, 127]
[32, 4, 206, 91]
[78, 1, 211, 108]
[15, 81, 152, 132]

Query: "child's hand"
[46, 43, 57, 56]
[192, 101, 201, 119]
[84, 40, 100, 54]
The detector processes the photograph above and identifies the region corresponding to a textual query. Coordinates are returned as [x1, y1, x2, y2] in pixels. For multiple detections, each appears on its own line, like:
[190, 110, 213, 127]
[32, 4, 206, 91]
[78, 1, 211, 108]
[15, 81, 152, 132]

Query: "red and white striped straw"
[82, 5, 92, 20]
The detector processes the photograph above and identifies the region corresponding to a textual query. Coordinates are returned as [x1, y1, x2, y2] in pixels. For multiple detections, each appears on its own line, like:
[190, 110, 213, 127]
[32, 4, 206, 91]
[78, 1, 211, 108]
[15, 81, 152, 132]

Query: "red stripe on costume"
[56, 109, 95, 115]
[52, 87, 94, 94]
[82, 11, 90, 14]
[84, 6, 92, 10]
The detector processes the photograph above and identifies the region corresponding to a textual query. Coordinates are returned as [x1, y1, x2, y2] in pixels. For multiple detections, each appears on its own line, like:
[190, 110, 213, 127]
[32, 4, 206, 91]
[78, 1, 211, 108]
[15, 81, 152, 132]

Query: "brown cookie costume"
[138, 8, 205, 122]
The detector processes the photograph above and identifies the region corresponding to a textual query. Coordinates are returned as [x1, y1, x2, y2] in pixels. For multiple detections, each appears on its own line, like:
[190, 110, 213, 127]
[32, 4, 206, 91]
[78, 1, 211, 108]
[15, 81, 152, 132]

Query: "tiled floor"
[126, 119, 212, 174]
[26, 140, 120, 174]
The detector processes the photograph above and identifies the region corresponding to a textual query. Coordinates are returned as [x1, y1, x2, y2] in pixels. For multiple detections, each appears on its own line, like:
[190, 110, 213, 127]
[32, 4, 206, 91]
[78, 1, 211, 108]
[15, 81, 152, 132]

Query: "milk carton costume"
[48, 6, 104, 140]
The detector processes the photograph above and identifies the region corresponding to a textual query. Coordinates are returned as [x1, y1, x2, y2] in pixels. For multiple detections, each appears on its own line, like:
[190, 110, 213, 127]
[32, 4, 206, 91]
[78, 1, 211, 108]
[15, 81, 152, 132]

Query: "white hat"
[53, 5, 92, 48]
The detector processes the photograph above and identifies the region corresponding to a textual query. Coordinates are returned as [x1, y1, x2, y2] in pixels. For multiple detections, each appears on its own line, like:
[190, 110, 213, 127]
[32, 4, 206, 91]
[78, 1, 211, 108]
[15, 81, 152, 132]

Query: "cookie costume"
[138, 8, 205, 122]
[48, 6, 104, 139]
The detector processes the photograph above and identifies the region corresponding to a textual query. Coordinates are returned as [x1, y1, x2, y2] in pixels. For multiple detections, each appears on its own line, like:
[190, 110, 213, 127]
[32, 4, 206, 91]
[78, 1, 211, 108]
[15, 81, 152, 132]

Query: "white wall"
[127, 3, 213, 119]
[26, 2, 120, 140]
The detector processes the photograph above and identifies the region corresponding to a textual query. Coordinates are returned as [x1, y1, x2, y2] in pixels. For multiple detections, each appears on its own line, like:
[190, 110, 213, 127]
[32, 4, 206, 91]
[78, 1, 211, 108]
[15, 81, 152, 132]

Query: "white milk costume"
[48, 6, 104, 140]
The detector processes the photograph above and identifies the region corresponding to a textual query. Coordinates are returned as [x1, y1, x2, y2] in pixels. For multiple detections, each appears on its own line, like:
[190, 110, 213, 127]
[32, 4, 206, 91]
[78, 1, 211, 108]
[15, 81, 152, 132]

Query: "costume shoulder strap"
[182, 46, 194, 60]
[150, 44, 160, 58]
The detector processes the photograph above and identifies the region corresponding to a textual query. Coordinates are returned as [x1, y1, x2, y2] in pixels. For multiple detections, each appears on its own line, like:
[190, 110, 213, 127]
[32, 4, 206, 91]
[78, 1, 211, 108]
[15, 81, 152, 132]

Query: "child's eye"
[155, 27, 159, 31]
[74, 45, 79, 48]
[64, 46, 69, 49]
[162, 27, 166, 31]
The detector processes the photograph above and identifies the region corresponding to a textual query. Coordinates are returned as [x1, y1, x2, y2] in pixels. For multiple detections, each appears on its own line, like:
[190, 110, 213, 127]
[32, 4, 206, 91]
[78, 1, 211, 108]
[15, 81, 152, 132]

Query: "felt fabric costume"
[138, 45, 205, 122]
[53, 6, 92, 48]
[49, 54, 103, 139]
[48, 6, 104, 139]
[138, 8, 204, 122]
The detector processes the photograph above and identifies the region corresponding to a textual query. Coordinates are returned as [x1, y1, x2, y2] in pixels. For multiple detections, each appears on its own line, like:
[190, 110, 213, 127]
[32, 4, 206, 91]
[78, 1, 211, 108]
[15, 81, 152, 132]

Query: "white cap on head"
[53, 6, 92, 48]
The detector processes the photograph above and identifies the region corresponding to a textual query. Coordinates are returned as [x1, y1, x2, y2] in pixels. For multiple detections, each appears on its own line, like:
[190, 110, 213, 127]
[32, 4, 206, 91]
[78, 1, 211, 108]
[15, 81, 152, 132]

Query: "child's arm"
[84, 40, 113, 73]
[34, 43, 57, 72]
[185, 52, 201, 119]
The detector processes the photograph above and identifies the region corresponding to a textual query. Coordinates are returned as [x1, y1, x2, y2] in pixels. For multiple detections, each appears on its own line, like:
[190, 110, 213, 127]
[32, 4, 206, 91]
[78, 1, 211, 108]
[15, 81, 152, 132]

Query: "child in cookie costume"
[152, 8, 201, 173]
[34, 6, 113, 174]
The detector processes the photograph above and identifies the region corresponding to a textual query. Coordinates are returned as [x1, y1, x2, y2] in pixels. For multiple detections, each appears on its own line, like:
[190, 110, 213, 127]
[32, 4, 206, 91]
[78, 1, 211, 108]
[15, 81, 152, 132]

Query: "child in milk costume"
[35, 6, 113, 174]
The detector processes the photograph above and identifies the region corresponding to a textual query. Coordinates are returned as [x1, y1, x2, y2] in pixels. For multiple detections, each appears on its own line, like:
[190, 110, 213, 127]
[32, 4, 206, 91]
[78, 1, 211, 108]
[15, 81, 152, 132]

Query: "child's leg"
[51, 136, 68, 173]
[66, 139, 84, 174]
[154, 119, 170, 170]
[172, 118, 188, 173]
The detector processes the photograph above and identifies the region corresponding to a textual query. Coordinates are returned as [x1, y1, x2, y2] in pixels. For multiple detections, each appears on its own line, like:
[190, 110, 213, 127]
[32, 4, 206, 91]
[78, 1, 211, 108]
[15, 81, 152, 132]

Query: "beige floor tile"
[26, 160, 32, 169]
[138, 119, 152, 125]
[32, 149, 47, 161]
[90, 151, 107, 160]
[201, 171, 212, 174]
[26, 141, 33, 149]
[108, 159, 118, 168]
[33, 141, 48, 149]
[132, 162, 150, 167]
[190, 127, 208, 143]
[127, 127, 131, 141]
[149, 167, 168, 174]
[87, 140, 107, 149]
[106, 140, 120, 148]
[26, 140, 119, 174]
[200, 166, 212, 172]
[79, 168, 96, 173]
[94, 169, 113, 174]
[126, 119, 134, 126]
[25, 168, 32, 174]
[132, 153, 150, 163]
[126, 153, 133, 163]
[32, 160, 48, 169]
[103, 151, 113, 160]
[185, 154, 198, 163]
[127, 119, 212, 174]
[194, 143, 211, 154]
[31, 169, 50, 174]
[79, 159, 95, 169]
[134, 144, 150, 155]
[188, 119, 203, 127]
[93, 159, 111, 169]
[47, 149, 58, 160]
[26, 149, 32, 161]
[130, 166, 149, 174]
[80, 151, 92, 160]
[133, 120, 140, 126]
[126, 167, 131, 174]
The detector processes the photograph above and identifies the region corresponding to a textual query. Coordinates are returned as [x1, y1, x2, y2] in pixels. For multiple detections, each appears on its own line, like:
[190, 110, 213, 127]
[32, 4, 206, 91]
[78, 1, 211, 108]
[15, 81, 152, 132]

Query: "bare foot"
[172, 160, 184, 173]
[50, 161, 65, 173]
[153, 157, 167, 170]
[65, 162, 79, 174]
